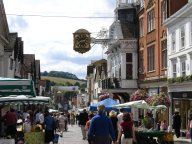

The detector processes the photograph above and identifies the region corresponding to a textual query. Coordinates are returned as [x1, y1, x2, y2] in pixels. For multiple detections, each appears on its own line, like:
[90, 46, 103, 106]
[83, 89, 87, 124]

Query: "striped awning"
[0, 77, 36, 97]
[0, 95, 52, 105]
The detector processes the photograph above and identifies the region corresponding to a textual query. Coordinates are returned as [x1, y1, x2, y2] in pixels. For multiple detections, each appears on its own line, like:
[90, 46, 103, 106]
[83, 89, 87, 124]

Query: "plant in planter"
[130, 89, 148, 101]
[145, 92, 171, 107]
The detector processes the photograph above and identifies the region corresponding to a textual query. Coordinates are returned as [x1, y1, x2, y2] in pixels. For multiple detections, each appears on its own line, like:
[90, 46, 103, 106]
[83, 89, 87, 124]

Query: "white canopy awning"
[0, 95, 52, 105]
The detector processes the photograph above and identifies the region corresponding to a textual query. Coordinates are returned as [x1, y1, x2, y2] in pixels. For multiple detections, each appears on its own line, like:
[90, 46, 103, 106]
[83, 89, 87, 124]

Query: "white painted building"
[165, 2, 192, 129]
[102, 0, 139, 102]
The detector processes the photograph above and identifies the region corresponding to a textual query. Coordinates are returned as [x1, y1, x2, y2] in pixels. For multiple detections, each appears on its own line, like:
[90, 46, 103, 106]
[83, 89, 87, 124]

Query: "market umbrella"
[0, 77, 36, 97]
[89, 98, 131, 112]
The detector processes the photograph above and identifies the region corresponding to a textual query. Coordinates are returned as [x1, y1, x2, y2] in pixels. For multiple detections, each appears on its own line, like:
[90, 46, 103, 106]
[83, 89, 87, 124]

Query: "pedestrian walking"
[109, 110, 118, 143]
[117, 113, 136, 144]
[85, 113, 94, 144]
[4, 108, 17, 139]
[58, 112, 65, 137]
[88, 104, 117, 144]
[44, 111, 55, 144]
[117, 108, 125, 144]
[64, 114, 68, 131]
[70, 112, 76, 127]
[172, 111, 181, 138]
[79, 109, 89, 140]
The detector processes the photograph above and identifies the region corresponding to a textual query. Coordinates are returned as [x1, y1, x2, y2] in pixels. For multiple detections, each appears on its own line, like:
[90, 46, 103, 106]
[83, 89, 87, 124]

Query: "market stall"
[114, 100, 173, 144]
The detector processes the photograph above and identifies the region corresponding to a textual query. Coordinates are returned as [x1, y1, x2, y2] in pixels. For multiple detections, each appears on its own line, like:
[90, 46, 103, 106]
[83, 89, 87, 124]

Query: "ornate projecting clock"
[73, 29, 91, 54]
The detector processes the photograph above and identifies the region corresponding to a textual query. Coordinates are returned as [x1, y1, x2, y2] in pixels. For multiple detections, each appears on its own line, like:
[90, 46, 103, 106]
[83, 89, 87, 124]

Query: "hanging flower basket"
[145, 92, 171, 107]
[130, 89, 148, 101]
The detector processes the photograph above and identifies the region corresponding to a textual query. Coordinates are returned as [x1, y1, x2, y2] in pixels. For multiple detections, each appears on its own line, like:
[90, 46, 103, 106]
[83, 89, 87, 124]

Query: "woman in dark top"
[117, 113, 136, 144]
[109, 110, 118, 142]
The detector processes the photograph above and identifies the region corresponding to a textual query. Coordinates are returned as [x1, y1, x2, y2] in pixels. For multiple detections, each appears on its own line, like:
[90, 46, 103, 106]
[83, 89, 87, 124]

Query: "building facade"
[101, 0, 139, 102]
[86, 59, 107, 104]
[165, 1, 192, 129]
[0, 0, 9, 77]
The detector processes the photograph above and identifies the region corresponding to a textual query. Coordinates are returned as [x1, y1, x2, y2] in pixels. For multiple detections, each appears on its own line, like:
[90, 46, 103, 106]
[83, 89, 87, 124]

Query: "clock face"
[74, 34, 90, 48]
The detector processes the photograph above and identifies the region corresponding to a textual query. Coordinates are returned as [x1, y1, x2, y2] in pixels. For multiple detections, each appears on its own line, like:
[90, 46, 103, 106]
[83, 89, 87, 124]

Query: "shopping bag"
[53, 134, 59, 143]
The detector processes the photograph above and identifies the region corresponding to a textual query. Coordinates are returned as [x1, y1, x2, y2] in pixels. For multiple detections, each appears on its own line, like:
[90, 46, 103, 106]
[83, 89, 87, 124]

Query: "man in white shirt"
[39, 111, 44, 124]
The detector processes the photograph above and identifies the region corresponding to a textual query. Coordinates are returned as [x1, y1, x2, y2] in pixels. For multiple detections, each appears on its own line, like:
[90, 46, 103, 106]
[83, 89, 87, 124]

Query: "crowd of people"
[77, 105, 192, 144]
[1, 106, 192, 144]
[0, 108, 78, 144]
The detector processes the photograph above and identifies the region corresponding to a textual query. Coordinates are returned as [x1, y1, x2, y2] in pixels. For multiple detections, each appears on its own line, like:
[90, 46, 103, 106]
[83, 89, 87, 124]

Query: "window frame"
[171, 32, 176, 52]
[181, 61, 186, 76]
[180, 25, 185, 49]
[147, 9, 155, 33]
[126, 53, 133, 79]
[161, 0, 167, 24]
[190, 22, 192, 45]
[147, 45, 155, 72]
[161, 40, 167, 69]
[172, 63, 177, 78]
[139, 18, 144, 37]
[139, 50, 144, 73]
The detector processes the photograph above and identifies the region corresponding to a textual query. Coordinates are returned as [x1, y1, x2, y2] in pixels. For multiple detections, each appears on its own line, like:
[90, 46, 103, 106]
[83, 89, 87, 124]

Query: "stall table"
[136, 131, 174, 144]
[24, 132, 44, 144]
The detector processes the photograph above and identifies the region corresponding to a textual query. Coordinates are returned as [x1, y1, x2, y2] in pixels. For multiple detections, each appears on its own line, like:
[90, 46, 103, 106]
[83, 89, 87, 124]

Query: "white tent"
[114, 100, 150, 109]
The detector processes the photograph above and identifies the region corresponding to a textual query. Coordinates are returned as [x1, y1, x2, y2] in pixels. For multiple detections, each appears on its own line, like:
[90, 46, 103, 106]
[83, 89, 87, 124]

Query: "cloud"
[4, 0, 115, 79]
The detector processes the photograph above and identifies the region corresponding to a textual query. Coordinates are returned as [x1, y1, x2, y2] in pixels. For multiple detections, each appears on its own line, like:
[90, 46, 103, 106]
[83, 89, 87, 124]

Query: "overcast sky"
[3, 0, 116, 79]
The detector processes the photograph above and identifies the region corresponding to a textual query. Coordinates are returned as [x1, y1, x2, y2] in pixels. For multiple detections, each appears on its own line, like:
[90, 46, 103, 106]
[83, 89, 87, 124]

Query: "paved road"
[58, 124, 87, 144]
[57, 124, 191, 144]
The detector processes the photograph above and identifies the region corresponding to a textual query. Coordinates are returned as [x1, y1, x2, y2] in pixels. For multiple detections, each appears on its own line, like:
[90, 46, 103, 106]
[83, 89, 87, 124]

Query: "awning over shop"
[0, 95, 52, 105]
[0, 77, 36, 97]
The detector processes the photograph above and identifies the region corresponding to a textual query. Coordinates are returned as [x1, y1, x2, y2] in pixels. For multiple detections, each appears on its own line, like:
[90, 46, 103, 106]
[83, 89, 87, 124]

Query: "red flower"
[130, 89, 148, 101]
[145, 92, 170, 107]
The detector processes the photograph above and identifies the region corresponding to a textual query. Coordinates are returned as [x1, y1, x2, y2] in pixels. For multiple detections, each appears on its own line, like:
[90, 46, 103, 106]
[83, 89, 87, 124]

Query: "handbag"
[53, 134, 59, 143]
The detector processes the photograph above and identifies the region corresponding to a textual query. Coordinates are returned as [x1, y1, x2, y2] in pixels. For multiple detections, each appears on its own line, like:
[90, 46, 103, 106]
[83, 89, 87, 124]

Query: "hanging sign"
[73, 29, 91, 54]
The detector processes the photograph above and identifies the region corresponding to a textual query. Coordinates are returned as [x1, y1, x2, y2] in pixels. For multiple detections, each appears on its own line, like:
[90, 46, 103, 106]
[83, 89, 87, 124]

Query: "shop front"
[171, 92, 192, 129]
[168, 82, 192, 129]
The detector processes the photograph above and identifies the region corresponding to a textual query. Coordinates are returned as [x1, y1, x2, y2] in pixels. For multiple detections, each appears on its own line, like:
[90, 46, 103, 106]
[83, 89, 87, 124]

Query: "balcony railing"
[102, 78, 121, 89]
